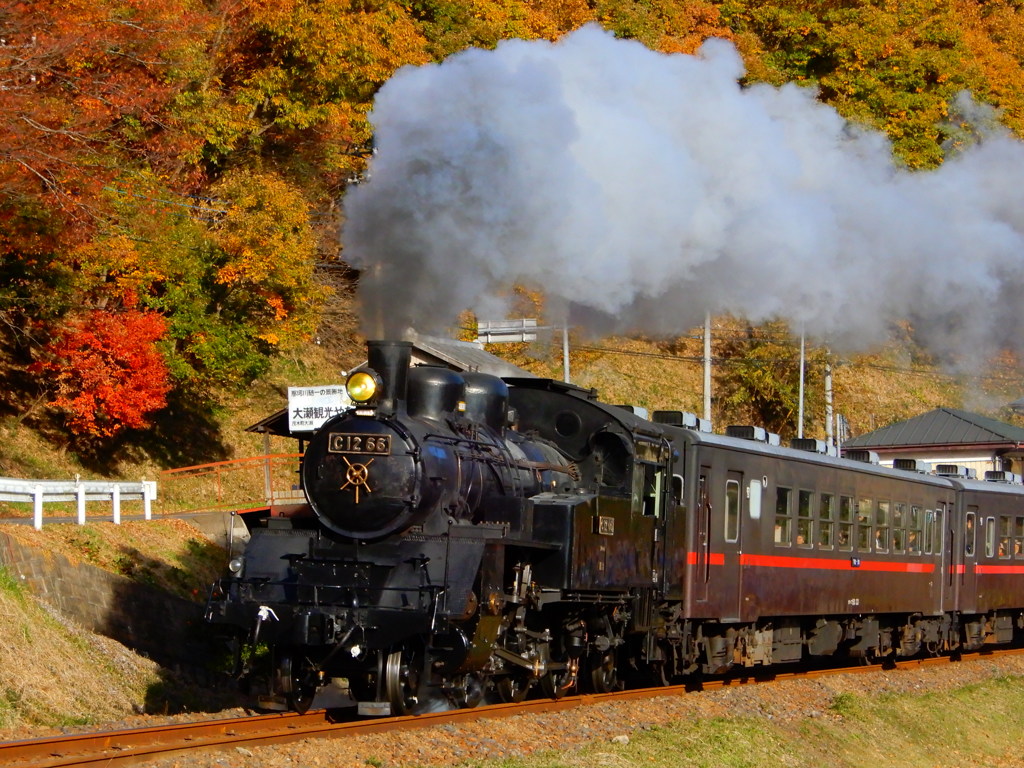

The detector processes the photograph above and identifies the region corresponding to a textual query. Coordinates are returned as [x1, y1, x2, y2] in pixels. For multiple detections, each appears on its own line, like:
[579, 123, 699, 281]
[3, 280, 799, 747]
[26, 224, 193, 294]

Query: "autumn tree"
[715, 319, 828, 440]
[0, 0, 210, 368]
[720, 0, 985, 167]
[174, 0, 431, 200]
[71, 169, 326, 392]
[952, 0, 1024, 139]
[31, 310, 172, 439]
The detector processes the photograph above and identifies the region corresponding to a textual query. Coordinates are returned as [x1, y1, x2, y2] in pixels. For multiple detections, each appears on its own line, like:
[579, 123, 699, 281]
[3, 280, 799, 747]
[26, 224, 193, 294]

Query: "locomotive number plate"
[328, 433, 391, 455]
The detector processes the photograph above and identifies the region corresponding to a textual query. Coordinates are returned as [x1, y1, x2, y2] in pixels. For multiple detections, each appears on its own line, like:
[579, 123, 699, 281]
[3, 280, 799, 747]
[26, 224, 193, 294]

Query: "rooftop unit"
[726, 425, 781, 446]
[790, 438, 835, 456]
[934, 464, 978, 480]
[652, 410, 712, 433]
[843, 449, 880, 465]
[615, 405, 649, 420]
[893, 458, 932, 474]
[984, 470, 1022, 485]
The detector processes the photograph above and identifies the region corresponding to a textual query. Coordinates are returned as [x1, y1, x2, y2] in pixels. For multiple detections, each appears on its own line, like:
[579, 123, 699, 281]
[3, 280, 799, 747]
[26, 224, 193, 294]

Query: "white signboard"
[288, 385, 350, 432]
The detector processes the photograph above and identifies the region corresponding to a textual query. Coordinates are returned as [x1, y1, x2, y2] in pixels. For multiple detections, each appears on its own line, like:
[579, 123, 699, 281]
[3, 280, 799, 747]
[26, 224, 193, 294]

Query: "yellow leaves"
[71, 233, 153, 307]
[205, 168, 324, 346]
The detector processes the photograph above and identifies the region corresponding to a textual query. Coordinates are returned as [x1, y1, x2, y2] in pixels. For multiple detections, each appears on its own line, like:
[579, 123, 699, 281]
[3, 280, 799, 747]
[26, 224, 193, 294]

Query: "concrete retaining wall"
[0, 529, 205, 667]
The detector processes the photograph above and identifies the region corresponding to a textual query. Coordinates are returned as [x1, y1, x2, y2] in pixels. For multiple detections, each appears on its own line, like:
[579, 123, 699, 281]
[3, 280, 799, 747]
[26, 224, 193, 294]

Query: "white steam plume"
[343, 25, 1024, 362]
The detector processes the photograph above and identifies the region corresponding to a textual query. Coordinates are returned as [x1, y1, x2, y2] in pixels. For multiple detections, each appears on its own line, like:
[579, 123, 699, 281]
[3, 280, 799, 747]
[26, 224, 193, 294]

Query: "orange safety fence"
[158, 453, 306, 515]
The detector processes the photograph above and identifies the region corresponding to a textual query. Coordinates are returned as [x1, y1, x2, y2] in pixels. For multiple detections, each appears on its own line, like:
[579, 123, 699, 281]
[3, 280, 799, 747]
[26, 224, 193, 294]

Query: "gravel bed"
[76, 654, 1024, 768]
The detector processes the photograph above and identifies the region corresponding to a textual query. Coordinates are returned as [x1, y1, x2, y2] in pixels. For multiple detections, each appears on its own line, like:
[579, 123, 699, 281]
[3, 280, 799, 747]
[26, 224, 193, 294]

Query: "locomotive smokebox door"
[302, 419, 429, 539]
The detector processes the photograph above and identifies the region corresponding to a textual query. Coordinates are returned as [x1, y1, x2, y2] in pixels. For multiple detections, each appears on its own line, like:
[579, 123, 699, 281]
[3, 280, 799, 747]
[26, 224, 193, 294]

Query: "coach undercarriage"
[653, 609, 1024, 679]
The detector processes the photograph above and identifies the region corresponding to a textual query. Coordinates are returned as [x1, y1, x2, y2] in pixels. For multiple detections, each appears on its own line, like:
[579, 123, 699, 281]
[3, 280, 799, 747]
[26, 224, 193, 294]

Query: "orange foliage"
[952, 0, 1024, 137]
[0, 0, 207, 240]
[31, 310, 172, 438]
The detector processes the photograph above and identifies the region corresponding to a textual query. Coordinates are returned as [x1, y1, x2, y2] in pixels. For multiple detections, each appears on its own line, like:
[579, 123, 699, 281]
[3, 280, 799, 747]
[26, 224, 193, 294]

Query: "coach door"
[958, 505, 979, 614]
[935, 501, 956, 613]
[694, 468, 712, 604]
[722, 470, 744, 621]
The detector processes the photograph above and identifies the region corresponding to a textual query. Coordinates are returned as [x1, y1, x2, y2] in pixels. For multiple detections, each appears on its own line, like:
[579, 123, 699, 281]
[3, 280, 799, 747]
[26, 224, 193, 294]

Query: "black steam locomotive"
[205, 339, 1024, 714]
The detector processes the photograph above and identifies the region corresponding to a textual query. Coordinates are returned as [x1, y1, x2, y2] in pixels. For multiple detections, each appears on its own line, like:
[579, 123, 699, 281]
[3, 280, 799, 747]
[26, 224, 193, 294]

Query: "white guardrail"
[0, 476, 157, 530]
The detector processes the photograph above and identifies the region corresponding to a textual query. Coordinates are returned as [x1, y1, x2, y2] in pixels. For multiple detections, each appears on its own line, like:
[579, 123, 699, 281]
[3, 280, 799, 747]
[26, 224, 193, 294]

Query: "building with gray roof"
[842, 407, 1024, 477]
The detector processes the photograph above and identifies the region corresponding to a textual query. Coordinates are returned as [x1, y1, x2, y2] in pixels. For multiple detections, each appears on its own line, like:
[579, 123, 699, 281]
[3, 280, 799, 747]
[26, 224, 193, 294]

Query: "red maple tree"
[32, 310, 172, 438]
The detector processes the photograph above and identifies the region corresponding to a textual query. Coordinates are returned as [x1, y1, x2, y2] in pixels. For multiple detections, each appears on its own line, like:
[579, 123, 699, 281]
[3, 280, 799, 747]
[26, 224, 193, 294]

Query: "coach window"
[819, 493, 835, 548]
[775, 487, 792, 546]
[857, 498, 873, 553]
[838, 496, 854, 551]
[797, 490, 813, 547]
[998, 515, 1011, 558]
[892, 502, 906, 552]
[965, 510, 977, 557]
[725, 479, 740, 543]
[908, 506, 922, 554]
[987, 517, 998, 558]
[1015, 517, 1024, 558]
[875, 500, 890, 553]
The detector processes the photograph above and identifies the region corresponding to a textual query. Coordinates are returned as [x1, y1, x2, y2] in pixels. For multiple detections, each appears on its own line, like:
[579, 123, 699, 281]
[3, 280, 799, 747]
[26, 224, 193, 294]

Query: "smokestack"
[366, 340, 412, 416]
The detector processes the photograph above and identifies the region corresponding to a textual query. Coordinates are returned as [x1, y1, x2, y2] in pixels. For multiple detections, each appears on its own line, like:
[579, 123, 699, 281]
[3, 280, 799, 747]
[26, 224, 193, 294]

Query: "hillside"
[2, 272, 1023, 489]
[2, 0, 1024, 463]
[0, 519, 244, 731]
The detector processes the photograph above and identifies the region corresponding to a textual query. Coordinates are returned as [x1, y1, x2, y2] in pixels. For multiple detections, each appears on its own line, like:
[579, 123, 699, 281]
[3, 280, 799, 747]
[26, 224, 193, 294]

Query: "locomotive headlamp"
[228, 557, 244, 575]
[346, 370, 381, 403]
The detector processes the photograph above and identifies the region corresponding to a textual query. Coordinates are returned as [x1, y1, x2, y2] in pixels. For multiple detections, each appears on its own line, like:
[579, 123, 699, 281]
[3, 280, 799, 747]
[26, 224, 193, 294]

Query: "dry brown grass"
[4, 520, 226, 601]
[0, 567, 162, 730]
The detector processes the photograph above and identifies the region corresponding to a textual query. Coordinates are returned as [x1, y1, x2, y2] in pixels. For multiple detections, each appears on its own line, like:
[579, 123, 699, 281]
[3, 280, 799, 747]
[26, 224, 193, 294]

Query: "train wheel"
[455, 673, 485, 709]
[539, 656, 577, 700]
[589, 651, 619, 694]
[277, 654, 318, 714]
[650, 661, 670, 687]
[385, 647, 421, 715]
[495, 673, 530, 703]
[540, 671, 573, 700]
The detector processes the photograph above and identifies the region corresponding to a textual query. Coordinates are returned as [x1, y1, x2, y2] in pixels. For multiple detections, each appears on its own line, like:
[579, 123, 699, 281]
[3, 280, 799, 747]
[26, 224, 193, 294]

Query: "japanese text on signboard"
[287, 386, 350, 432]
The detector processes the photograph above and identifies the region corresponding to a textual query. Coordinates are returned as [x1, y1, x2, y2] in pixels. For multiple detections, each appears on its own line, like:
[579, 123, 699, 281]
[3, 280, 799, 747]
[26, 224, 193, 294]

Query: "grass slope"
[0, 565, 162, 731]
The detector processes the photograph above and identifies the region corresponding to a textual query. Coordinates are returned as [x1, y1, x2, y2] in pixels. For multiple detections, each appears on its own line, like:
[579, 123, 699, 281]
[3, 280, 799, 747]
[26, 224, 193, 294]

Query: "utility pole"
[561, 325, 570, 384]
[703, 313, 712, 422]
[797, 328, 805, 439]
[825, 351, 834, 449]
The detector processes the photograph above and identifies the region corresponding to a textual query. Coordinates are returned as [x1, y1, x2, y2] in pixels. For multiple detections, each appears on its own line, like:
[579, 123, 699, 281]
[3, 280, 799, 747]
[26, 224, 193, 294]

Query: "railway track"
[1, 649, 1018, 768]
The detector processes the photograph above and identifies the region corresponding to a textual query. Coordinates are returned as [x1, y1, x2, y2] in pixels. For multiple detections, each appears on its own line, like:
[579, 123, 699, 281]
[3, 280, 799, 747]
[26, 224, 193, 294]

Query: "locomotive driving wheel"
[538, 644, 577, 700]
[276, 653, 318, 714]
[495, 672, 531, 703]
[589, 650, 620, 694]
[385, 646, 422, 715]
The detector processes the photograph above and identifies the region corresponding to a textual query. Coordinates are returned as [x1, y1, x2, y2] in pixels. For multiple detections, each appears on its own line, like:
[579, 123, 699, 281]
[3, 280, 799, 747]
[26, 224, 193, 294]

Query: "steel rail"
[1, 648, 1019, 768]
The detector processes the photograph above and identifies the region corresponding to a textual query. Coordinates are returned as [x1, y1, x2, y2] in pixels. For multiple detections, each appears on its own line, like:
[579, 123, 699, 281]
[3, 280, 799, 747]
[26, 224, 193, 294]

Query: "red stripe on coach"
[739, 554, 934, 573]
